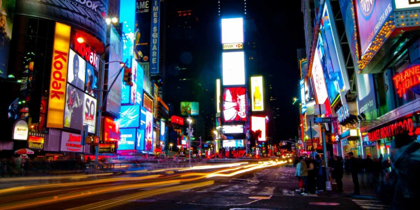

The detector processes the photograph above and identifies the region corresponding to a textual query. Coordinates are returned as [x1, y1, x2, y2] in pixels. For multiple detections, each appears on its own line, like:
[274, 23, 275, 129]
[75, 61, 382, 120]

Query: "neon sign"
[74, 33, 99, 69]
[393, 64, 420, 97]
[368, 118, 414, 142]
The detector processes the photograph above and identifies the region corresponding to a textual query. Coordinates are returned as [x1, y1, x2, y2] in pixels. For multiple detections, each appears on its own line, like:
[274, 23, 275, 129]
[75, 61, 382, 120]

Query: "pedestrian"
[295, 156, 308, 195]
[364, 154, 375, 189]
[344, 156, 351, 175]
[306, 157, 317, 194]
[348, 152, 360, 195]
[332, 156, 344, 193]
[315, 155, 325, 192]
[390, 133, 420, 209]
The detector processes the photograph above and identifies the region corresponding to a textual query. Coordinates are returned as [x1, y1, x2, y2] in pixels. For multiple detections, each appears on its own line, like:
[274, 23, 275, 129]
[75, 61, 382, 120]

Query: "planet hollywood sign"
[393, 64, 420, 97]
[368, 118, 414, 142]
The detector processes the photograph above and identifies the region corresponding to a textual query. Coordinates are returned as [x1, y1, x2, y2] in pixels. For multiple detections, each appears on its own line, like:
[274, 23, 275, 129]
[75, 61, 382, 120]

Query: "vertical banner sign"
[300, 79, 307, 114]
[153, 83, 158, 118]
[0, 0, 16, 78]
[150, 0, 160, 74]
[216, 79, 221, 113]
[106, 26, 123, 115]
[251, 76, 264, 112]
[47, 23, 71, 128]
[135, 0, 151, 63]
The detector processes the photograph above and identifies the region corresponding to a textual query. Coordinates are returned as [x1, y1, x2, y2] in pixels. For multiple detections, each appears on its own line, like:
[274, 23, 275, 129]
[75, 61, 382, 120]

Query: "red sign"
[393, 64, 420, 97]
[171, 115, 184, 126]
[74, 33, 99, 69]
[104, 117, 120, 142]
[60, 131, 83, 152]
[368, 118, 414, 142]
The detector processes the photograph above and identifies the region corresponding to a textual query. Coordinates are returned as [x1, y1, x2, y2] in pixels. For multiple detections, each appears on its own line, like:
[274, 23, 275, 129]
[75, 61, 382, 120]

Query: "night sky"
[164, 0, 305, 142]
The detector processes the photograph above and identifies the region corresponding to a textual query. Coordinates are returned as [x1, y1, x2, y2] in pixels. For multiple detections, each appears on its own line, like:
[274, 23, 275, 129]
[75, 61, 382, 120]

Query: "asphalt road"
[0, 160, 389, 210]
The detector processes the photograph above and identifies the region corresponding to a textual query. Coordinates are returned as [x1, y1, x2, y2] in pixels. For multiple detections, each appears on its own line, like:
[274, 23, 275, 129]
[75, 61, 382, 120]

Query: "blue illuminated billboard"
[137, 129, 145, 151]
[140, 107, 147, 130]
[118, 105, 140, 128]
[119, 128, 136, 150]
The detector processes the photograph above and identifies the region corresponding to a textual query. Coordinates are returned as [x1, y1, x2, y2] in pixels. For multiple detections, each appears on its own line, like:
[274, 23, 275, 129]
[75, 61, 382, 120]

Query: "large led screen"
[223, 52, 245, 86]
[119, 129, 136, 150]
[222, 125, 244, 134]
[118, 105, 140, 128]
[64, 84, 85, 130]
[216, 79, 221, 113]
[106, 26, 123, 115]
[251, 116, 266, 141]
[85, 64, 98, 97]
[0, 0, 16, 78]
[83, 94, 97, 133]
[251, 76, 264, 111]
[223, 87, 247, 123]
[221, 18, 244, 44]
[300, 79, 307, 114]
[145, 110, 153, 151]
[355, 0, 393, 57]
[180, 102, 199, 116]
[68, 49, 86, 90]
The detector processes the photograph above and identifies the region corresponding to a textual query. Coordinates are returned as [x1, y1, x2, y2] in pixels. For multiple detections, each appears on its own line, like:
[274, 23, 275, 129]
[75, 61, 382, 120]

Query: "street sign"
[314, 117, 332, 124]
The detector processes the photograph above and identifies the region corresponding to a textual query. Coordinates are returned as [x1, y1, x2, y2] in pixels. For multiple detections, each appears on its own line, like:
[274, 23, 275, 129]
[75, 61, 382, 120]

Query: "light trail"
[0, 180, 181, 210]
[0, 174, 161, 196]
[0, 173, 113, 182]
[66, 181, 215, 210]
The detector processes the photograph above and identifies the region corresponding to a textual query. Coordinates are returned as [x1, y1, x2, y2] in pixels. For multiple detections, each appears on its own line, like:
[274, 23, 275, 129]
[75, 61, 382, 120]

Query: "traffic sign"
[314, 117, 332, 124]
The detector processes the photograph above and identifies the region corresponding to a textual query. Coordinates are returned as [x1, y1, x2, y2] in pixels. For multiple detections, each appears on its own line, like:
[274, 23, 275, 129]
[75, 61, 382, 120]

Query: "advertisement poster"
[119, 129, 136, 150]
[137, 129, 145, 151]
[180, 102, 199, 116]
[251, 76, 264, 112]
[143, 93, 153, 112]
[85, 64, 98, 97]
[222, 51, 245, 86]
[339, 0, 359, 65]
[68, 49, 86, 90]
[140, 107, 147, 129]
[64, 84, 85, 130]
[28, 135, 44, 150]
[83, 94, 97, 133]
[251, 116, 266, 141]
[135, 0, 151, 62]
[118, 105, 140, 128]
[103, 117, 120, 142]
[150, 0, 160, 74]
[221, 18, 244, 44]
[355, 0, 393, 57]
[145, 110, 153, 151]
[136, 62, 144, 105]
[312, 41, 331, 116]
[121, 83, 131, 104]
[300, 79, 307, 114]
[0, 0, 16, 78]
[223, 87, 247, 122]
[60, 131, 83, 152]
[15, 0, 109, 43]
[106, 26, 123, 115]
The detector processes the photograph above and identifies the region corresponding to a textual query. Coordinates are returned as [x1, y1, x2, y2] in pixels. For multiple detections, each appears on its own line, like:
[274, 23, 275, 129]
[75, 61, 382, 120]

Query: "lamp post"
[213, 130, 218, 155]
[187, 116, 193, 167]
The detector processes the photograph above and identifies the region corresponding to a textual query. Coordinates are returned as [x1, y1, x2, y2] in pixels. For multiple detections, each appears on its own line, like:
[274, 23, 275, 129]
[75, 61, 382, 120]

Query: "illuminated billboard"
[222, 125, 244, 134]
[251, 76, 264, 111]
[47, 23, 71, 129]
[150, 0, 161, 74]
[106, 26, 123, 116]
[221, 18, 244, 44]
[83, 94, 97, 133]
[395, 0, 420, 10]
[137, 129, 145, 151]
[355, 0, 394, 68]
[223, 87, 247, 123]
[223, 140, 244, 148]
[216, 79, 221, 113]
[85, 64, 98, 97]
[119, 129, 136, 150]
[118, 105, 140, 128]
[135, 0, 151, 63]
[0, 0, 16, 78]
[180, 102, 199, 116]
[312, 40, 331, 116]
[251, 116, 266, 141]
[300, 79, 307, 114]
[60, 131, 83, 152]
[143, 93, 154, 113]
[103, 117, 120, 142]
[68, 49, 86, 90]
[140, 107, 147, 129]
[64, 84, 85, 130]
[145, 111, 154, 151]
[222, 51, 245, 86]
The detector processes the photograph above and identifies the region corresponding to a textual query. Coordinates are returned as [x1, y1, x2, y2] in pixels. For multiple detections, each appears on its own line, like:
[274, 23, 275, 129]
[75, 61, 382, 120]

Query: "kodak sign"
[47, 23, 71, 128]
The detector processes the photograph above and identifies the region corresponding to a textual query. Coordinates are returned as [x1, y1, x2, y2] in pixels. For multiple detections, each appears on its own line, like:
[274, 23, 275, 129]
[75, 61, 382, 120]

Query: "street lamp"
[169, 143, 173, 151]
[186, 116, 193, 167]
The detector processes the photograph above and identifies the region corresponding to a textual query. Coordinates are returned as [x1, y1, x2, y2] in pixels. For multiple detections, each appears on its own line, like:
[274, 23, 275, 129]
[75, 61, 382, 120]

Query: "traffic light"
[123, 66, 133, 86]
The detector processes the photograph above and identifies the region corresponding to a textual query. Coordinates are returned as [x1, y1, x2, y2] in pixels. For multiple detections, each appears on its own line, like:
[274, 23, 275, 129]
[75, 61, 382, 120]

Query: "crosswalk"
[352, 199, 391, 209]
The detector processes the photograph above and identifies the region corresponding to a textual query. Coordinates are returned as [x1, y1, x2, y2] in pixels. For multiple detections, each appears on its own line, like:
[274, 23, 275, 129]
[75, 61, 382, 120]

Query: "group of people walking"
[294, 155, 328, 195]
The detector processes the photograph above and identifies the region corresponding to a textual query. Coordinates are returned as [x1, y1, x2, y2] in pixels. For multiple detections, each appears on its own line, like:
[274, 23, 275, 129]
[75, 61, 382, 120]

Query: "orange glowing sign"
[47, 23, 71, 128]
[393, 64, 420, 97]
[103, 117, 120, 142]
